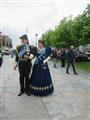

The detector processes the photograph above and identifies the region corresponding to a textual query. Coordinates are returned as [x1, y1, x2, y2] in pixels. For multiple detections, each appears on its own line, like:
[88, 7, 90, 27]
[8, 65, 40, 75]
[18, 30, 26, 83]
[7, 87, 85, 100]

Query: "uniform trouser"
[18, 61, 32, 92]
[66, 62, 77, 74]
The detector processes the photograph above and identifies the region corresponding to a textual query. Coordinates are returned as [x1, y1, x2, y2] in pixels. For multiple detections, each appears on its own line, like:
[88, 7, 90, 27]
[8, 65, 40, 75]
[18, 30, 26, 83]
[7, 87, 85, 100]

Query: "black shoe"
[17, 91, 24, 96]
[25, 91, 31, 96]
[74, 73, 78, 75]
[66, 72, 70, 74]
[54, 66, 57, 68]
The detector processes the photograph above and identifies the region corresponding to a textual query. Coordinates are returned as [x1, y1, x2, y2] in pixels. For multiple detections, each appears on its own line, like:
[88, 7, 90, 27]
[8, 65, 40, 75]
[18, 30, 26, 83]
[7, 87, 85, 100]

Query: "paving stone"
[0, 56, 90, 120]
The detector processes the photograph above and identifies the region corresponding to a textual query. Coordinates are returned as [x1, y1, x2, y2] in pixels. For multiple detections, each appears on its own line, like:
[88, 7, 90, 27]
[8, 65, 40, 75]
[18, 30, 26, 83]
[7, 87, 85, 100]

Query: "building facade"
[0, 32, 12, 49]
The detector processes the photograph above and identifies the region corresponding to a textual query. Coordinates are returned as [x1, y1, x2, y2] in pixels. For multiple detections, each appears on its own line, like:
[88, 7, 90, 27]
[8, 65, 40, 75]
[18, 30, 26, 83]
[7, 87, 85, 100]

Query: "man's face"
[21, 39, 28, 45]
[71, 48, 74, 50]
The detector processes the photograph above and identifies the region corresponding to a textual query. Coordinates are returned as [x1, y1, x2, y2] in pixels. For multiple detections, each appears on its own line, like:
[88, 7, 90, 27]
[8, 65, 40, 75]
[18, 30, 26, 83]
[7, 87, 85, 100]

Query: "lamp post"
[35, 33, 38, 47]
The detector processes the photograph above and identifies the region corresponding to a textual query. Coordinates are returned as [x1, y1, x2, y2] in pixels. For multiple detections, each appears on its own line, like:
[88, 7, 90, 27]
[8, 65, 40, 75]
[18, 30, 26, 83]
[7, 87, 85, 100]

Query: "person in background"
[60, 49, 66, 68]
[11, 50, 14, 58]
[66, 46, 78, 75]
[57, 49, 61, 60]
[53, 48, 58, 68]
[30, 40, 54, 96]
[14, 35, 36, 96]
[0, 49, 3, 67]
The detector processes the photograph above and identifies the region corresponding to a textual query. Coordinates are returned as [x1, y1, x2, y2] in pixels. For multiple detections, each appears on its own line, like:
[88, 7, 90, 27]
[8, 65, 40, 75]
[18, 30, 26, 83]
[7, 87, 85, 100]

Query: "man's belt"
[20, 58, 31, 62]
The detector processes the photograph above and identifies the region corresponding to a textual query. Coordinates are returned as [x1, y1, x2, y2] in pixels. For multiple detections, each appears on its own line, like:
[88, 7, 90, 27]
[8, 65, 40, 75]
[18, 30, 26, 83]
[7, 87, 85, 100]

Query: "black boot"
[74, 72, 78, 75]
[66, 72, 70, 74]
[17, 91, 24, 96]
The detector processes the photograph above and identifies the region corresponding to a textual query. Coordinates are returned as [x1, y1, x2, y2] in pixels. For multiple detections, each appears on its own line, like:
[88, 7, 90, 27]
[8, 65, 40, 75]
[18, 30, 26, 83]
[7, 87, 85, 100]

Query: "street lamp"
[35, 33, 38, 47]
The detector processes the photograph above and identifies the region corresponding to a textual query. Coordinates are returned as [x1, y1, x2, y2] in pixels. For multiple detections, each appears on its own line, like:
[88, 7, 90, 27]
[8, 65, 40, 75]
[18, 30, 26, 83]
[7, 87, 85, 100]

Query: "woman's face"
[38, 42, 44, 49]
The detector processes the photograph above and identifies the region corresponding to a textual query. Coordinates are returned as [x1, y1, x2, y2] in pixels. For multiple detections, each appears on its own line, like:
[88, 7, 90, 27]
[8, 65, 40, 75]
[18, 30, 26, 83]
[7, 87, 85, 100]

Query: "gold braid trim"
[30, 84, 53, 91]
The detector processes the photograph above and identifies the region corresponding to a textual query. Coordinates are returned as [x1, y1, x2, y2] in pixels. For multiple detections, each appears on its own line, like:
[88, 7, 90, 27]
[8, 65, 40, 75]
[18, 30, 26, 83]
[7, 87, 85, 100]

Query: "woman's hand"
[43, 56, 51, 64]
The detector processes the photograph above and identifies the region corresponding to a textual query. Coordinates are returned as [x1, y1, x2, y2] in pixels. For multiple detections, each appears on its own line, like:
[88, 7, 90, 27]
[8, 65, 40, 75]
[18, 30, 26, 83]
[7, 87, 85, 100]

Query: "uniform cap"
[19, 35, 28, 40]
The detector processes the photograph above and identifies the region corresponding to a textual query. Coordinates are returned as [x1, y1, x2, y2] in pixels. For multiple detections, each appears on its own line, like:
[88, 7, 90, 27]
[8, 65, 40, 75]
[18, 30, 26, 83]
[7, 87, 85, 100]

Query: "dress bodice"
[35, 47, 52, 64]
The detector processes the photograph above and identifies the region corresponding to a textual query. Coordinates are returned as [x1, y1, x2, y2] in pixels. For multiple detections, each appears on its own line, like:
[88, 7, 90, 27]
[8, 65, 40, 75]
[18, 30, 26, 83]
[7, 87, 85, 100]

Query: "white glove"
[43, 56, 51, 64]
[29, 54, 34, 60]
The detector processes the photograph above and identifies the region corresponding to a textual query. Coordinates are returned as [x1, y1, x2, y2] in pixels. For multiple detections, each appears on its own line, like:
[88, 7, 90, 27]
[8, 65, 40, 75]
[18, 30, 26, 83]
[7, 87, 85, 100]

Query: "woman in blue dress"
[30, 40, 54, 96]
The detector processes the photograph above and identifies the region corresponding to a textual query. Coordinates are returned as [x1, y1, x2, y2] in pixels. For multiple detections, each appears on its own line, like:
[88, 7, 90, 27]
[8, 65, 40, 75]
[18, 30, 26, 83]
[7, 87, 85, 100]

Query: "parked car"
[75, 53, 88, 62]
[2, 49, 10, 55]
[85, 52, 90, 61]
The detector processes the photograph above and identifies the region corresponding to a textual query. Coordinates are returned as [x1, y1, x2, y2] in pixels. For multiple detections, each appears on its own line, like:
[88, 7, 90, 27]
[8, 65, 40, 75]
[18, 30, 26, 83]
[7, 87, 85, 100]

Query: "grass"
[75, 61, 90, 73]
[57, 60, 90, 73]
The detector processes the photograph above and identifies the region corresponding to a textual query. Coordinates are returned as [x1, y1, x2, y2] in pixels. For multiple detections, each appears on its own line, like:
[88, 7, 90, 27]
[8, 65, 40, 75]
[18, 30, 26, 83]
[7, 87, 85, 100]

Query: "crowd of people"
[52, 46, 78, 75]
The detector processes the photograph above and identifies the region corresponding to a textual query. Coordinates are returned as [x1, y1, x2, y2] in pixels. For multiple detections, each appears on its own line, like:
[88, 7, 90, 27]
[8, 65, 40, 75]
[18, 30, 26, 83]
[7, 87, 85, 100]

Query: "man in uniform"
[14, 35, 36, 96]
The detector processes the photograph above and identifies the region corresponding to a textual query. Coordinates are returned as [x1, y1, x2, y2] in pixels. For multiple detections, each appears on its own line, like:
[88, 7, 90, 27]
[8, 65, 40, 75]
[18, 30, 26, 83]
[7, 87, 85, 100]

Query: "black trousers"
[18, 61, 32, 92]
[61, 59, 65, 67]
[66, 62, 77, 74]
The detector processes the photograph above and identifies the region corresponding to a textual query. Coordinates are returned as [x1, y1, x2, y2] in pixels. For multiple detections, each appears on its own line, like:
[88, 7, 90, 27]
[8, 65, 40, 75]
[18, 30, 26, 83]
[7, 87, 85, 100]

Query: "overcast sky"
[0, 0, 90, 48]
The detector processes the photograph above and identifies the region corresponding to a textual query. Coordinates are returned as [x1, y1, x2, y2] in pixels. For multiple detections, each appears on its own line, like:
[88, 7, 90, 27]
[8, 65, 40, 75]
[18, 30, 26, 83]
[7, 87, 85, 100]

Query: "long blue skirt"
[30, 62, 54, 96]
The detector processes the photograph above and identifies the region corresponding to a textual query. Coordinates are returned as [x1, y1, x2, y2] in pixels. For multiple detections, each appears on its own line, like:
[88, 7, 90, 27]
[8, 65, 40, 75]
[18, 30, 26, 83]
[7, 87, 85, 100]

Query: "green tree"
[41, 4, 90, 48]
